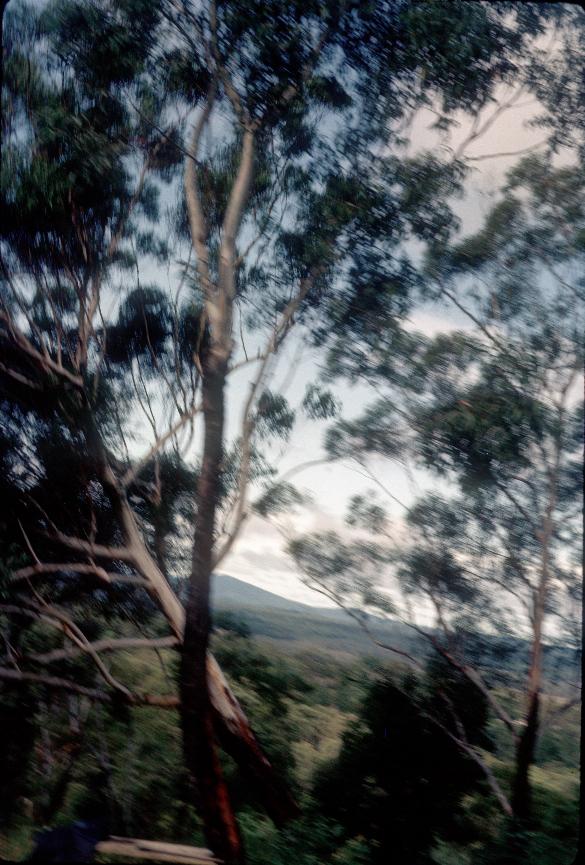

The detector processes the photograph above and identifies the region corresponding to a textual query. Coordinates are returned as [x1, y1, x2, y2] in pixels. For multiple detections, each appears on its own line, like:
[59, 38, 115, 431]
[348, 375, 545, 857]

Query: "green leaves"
[43, 0, 161, 87]
[399, 547, 477, 606]
[107, 286, 172, 365]
[325, 401, 405, 461]
[288, 530, 392, 615]
[448, 197, 524, 272]
[302, 384, 339, 420]
[162, 48, 213, 102]
[254, 481, 307, 517]
[255, 391, 295, 441]
[394, 154, 464, 244]
[345, 494, 388, 534]
[405, 493, 463, 543]
[414, 380, 546, 488]
[306, 75, 352, 110]
[314, 672, 486, 864]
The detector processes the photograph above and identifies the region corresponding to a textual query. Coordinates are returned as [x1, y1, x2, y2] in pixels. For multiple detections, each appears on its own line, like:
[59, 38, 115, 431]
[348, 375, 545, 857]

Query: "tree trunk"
[87, 410, 295, 854]
[99, 448, 298, 826]
[510, 690, 539, 822]
[510, 601, 544, 823]
[510, 446, 559, 824]
[0, 1, 9, 135]
[180, 358, 244, 864]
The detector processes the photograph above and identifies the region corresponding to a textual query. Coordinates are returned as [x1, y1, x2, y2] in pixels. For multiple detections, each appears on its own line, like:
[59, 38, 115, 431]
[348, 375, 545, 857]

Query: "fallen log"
[95, 836, 221, 864]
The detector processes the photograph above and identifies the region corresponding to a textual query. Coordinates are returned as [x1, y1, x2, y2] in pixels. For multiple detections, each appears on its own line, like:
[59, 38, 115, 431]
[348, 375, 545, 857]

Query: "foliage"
[313, 672, 487, 865]
[1, 0, 582, 860]
[0, 625, 578, 864]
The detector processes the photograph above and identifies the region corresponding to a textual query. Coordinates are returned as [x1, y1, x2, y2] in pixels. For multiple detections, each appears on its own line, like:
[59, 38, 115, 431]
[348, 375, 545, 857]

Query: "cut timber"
[95, 836, 221, 864]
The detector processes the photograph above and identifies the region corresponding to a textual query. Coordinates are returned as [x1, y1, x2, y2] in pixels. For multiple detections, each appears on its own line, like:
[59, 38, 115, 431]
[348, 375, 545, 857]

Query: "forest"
[0, 1, 583, 863]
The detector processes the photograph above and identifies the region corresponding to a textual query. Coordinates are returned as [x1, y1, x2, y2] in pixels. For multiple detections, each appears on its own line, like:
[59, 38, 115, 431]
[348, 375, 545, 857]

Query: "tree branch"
[412, 624, 521, 745]
[430, 713, 513, 816]
[0, 667, 179, 707]
[185, 79, 218, 301]
[121, 400, 202, 489]
[29, 635, 179, 665]
[12, 562, 148, 587]
[41, 531, 136, 563]
[213, 267, 324, 569]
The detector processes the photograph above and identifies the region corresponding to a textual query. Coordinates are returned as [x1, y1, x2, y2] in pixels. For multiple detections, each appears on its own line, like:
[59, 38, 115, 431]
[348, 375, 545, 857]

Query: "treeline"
[1, 621, 579, 863]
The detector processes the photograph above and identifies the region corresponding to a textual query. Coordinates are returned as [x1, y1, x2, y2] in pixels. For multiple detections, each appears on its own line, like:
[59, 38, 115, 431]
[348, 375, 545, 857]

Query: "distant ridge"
[210, 573, 579, 687]
[212, 572, 398, 627]
[211, 572, 421, 661]
[212, 573, 315, 614]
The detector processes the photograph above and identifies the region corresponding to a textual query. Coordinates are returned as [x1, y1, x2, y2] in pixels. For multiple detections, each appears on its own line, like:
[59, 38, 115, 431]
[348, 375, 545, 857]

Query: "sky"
[217, 84, 563, 608]
[95, 25, 576, 624]
[19, 0, 576, 619]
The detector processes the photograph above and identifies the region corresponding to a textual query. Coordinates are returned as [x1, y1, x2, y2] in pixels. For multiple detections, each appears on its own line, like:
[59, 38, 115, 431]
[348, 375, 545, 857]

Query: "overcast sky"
[218, 86, 561, 607]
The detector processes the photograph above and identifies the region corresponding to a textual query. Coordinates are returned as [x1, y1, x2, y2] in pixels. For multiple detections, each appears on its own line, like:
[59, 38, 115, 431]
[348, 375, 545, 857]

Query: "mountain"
[211, 574, 580, 688]
[211, 573, 421, 661]
[212, 573, 313, 614]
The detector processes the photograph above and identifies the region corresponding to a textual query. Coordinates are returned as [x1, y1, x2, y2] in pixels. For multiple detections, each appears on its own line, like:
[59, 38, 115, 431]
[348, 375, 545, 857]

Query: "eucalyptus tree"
[290, 153, 584, 826]
[417, 154, 584, 823]
[0, 0, 570, 859]
[1, 0, 301, 853]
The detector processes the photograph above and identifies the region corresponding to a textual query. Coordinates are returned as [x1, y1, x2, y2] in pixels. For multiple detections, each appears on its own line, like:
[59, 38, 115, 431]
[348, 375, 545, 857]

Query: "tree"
[417, 153, 583, 824]
[314, 667, 489, 865]
[1, 0, 571, 859]
[290, 153, 584, 830]
[2, 1, 300, 856]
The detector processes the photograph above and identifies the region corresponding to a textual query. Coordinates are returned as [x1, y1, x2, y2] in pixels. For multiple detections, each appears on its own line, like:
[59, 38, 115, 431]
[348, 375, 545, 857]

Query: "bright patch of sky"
[219, 82, 566, 610]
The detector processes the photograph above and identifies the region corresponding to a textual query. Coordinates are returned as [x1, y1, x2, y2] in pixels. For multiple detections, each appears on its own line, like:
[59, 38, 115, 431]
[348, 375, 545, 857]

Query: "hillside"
[212, 573, 313, 614]
[212, 573, 422, 661]
[211, 574, 580, 687]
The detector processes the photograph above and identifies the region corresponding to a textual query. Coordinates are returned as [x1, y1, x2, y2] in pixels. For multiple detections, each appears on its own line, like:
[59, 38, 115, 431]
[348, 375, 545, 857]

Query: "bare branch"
[11, 599, 135, 700]
[467, 140, 549, 163]
[0, 360, 43, 390]
[350, 459, 409, 511]
[30, 635, 179, 665]
[122, 400, 202, 489]
[0, 667, 179, 708]
[213, 266, 324, 569]
[214, 128, 255, 345]
[452, 86, 528, 162]
[276, 456, 340, 484]
[431, 714, 513, 816]
[301, 576, 422, 667]
[185, 80, 218, 300]
[412, 624, 521, 745]
[0, 308, 84, 389]
[495, 480, 540, 535]
[12, 562, 147, 586]
[437, 283, 507, 355]
[41, 530, 136, 563]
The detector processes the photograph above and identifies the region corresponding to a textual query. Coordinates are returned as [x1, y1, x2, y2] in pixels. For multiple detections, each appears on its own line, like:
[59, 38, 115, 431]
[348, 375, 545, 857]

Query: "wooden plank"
[96, 848, 215, 864]
[107, 838, 219, 857]
[95, 836, 221, 864]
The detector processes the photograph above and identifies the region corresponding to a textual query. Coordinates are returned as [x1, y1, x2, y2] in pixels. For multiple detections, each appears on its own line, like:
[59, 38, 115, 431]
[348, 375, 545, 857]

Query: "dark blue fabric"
[28, 818, 108, 863]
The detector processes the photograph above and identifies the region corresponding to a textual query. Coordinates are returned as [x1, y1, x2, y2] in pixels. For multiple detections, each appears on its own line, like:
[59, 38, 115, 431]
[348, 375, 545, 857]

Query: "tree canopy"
[1, 1, 583, 862]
